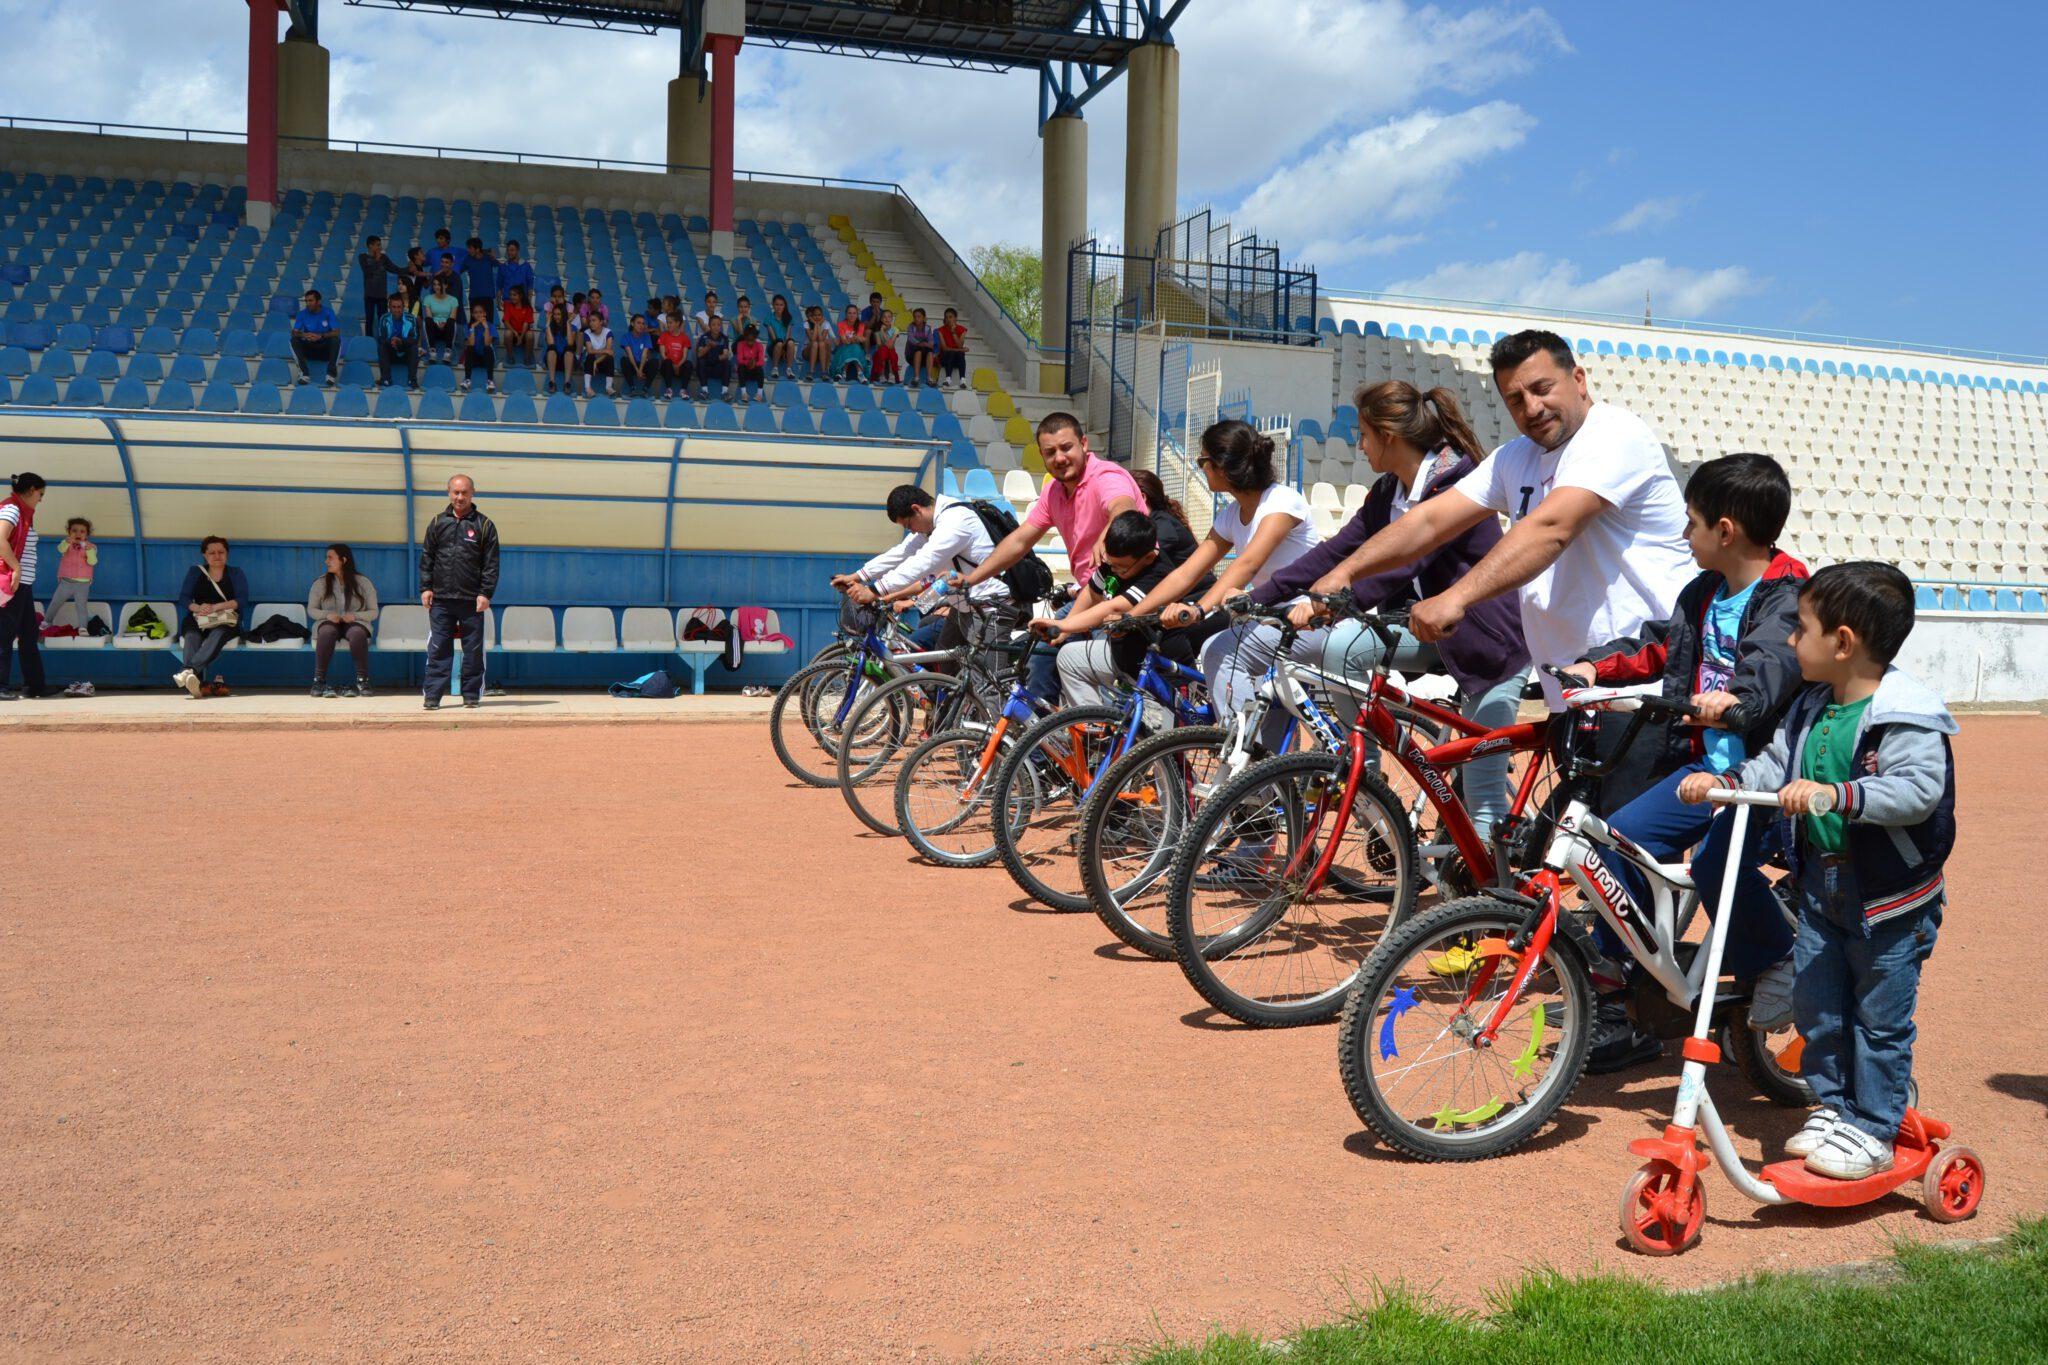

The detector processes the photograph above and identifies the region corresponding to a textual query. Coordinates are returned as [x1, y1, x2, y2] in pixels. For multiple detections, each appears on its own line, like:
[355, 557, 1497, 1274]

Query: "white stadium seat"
[561, 607, 618, 652]
[114, 600, 177, 648]
[377, 605, 430, 650]
[498, 606, 556, 651]
[620, 606, 678, 652]
[42, 600, 112, 646]
[244, 603, 308, 648]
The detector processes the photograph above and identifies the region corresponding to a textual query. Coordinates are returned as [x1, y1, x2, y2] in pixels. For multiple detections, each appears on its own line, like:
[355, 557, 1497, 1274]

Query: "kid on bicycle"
[1560, 453, 1809, 1070]
[1679, 562, 1956, 1179]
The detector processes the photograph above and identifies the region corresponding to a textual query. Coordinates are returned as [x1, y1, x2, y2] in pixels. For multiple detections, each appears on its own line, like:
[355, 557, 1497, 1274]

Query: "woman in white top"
[1125, 420, 1323, 741]
[580, 320, 615, 398]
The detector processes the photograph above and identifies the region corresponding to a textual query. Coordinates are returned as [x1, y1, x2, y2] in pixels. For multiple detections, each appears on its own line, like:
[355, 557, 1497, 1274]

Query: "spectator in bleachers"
[402, 247, 431, 316]
[290, 288, 341, 387]
[500, 286, 536, 368]
[765, 295, 798, 379]
[869, 309, 901, 385]
[307, 542, 379, 699]
[421, 278, 461, 365]
[542, 300, 577, 395]
[171, 534, 247, 700]
[936, 307, 968, 390]
[425, 229, 463, 298]
[694, 289, 722, 331]
[580, 313, 616, 398]
[418, 474, 498, 710]
[461, 238, 498, 323]
[860, 292, 884, 328]
[641, 297, 664, 332]
[46, 515, 96, 633]
[903, 307, 937, 389]
[733, 295, 755, 341]
[656, 313, 693, 400]
[661, 295, 686, 331]
[357, 235, 393, 337]
[803, 305, 834, 380]
[375, 294, 421, 390]
[695, 316, 733, 394]
[547, 282, 571, 320]
[460, 302, 496, 395]
[832, 305, 868, 382]
[580, 287, 610, 329]
[0, 472, 47, 701]
[495, 239, 535, 312]
[619, 315, 659, 398]
[733, 324, 767, 403]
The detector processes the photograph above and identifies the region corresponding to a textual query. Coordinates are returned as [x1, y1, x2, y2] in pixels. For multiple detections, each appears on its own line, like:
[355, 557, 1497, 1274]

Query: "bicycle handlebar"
[1707, 786, 1832, 815]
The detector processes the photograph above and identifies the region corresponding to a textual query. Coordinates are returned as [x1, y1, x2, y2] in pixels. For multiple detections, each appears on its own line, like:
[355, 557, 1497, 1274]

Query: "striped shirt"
[0, 503, 36, 582]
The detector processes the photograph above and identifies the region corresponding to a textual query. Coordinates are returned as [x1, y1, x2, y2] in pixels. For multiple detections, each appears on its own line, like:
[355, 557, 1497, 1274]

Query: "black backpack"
[952, 498, 1055, 609]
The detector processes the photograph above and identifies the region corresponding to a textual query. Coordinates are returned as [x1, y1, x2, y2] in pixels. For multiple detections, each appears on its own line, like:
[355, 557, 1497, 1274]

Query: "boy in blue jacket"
[1680, 562, 1956, 1179]
[1562, 453, 1809, 1071]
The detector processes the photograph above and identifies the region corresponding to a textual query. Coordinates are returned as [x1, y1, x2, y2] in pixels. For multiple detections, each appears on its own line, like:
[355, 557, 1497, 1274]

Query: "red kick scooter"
[1620, 787, 1986, 1255]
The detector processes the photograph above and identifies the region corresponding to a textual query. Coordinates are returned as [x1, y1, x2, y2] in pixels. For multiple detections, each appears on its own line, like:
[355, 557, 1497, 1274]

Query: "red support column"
[246, 0, 282, 225]
[707, 32, 742, 252]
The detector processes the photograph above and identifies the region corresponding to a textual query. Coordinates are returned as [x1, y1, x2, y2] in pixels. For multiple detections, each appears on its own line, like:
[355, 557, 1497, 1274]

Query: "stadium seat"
[219, 327, 258, 359]
[421, 364, 456, 392]
[287, 385, 327, 416]
[56, 321, 93, 351]
[33, 347, 73, 379]
[779, 404, 815, 436]
[497, 606, 556, 651]
[459, 389, 498, 422]
[664, 399, 699, 429]
[0, 347, 27, 378]
[80, 350, 119, 381]
[742, 401, 777, 433]
[961, 468, 1000, 502]
[373, 385, 412, 419]
[855, 409, 891, 439]
[893, 411, 929, 440]
[542, 392, 579, 424]
[843, 384, 876, 412]
[108, 375, 149, 409]
[179, 327, 218, 356]
[330, 385, 370, 418]
[415, 390, 455, 421]
[196, 380, 239, 413]
[499, 392, 539, 424]
[376, 604, 430, 650]
[244, 603, 309, 649]
[620, 606, 678, 652]
[818, 408, 853, 437]
[166, 354, 206, 385]
[150, 378, 196, 411]
[115, 601, 179, 649]
[42, 600, 112, 646]
[583, 394, 619, 426]
[704, 400, 738, 431]
[61, 376, 103, 406]
[561, 607, 618, 652]
[500, 367, 535, 396]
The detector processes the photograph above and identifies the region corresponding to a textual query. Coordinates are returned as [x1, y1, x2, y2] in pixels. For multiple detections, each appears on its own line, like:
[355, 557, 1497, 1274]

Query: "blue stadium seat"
[460, 389, 498, 422]
[14, 373, 57, 405]
[167, 353, 209, 385]
[260, 331, 293, 360]
[341, 335, 377, 363]
[132, 324, 174, 356]
[930, 413, 966, 445]
[915, 385, 946, 416]
[500, 367, 535, 397]
[893, 411, 928, 440]
[771, 379, 804, 410]
[12, 321, 55, 351]
[855, 409, 891, 439]
[946, 440, 978, 470]
[808, 382, 842, 410]
[779, 404, 815, 436]
[373, 385, 412, 419]
[338, 360, 373, 388]
[2023, 592, 2046, 614]
[415, 390, 455, 421]
[61, 375, 103, 406]
[37, 349, 76, 379]
[703, 400, 739, 431]
[329, 385, 369, 418]
[962, 467, 1001, 501]
[421, 364, 456, 392]
[1996, 589, 2021, 612]
[541, 392, 579, 424]
[209, 355, 248, 387]
[108, 375, 149, 409]
[742, 401, 777, 434]
[663, 399, 699, 429]
[151, 377, 196, 411]
[56, 321, 93, 351]
[217, 327, 258, 359]
[239, 381, 282, 415]
[818, 408, 853, 437]
[0, 347, 25, 379]
[498, 392, 538, 424]
[582, 394, 619, 426]
[94, 325, 135, 356]
[622, 396, 659, 428]
[80, 350, 120, 381]
[179, 327, 219, 356]
[287, 384, 327, 416]
[879, 386, 912, 414]
[843, 385, 876, 413]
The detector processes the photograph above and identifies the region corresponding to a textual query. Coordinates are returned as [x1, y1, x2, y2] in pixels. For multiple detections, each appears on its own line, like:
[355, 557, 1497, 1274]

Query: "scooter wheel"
[1923, 1145, 1986, 1223]
[1620, 1159, 1705, 1256]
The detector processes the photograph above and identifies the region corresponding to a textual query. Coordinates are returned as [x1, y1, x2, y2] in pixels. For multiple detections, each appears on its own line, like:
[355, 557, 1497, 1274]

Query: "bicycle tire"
[991, 704, 1129, 911]
[1336, 894, 1594, 1161]
[1725, 1007, 1815, 1108]
[1077, 723, 1228, 959]
[894, 725, 1012, 867]
[837, 671, 995, 837]
[1165, 750, 1418, 1027]
[770, 656, 864, 787]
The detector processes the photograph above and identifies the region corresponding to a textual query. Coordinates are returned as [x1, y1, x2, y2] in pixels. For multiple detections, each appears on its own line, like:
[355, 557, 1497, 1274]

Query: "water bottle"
[912, 575, 953, 614]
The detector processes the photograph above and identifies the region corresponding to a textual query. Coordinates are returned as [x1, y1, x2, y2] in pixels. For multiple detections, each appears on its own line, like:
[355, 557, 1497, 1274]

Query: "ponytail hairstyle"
[324, 542, 364, 612]
[8, 472, 46, 497]
[1197, 419, 1278, 492]
[1355, 381, 1485, 463]
[1131, 469, 1187, 527]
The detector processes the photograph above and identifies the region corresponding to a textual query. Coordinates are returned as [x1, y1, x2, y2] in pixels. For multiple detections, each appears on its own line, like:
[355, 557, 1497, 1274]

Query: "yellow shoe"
[1427, 944, 1479, 976]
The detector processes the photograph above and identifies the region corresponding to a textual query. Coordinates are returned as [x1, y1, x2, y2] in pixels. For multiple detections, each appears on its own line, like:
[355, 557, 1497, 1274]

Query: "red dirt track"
[5, 719, 2045, 1362]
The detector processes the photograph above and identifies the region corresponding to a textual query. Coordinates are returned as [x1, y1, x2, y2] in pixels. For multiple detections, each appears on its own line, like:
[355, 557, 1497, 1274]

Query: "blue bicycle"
[769, 598, 952, 787]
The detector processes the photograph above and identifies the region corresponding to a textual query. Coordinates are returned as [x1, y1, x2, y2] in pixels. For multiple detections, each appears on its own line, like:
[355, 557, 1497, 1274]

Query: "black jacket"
[419, 503, 501, 602]
[1581, 550, 1808, 769]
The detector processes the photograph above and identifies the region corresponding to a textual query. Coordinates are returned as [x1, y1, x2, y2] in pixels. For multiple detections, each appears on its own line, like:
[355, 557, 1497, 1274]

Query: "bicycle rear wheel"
[1165, 750, 1418, 1027]
[1078, 723, 1228, 959]
[836, 671, 991, 837]
[894, 725, 1012, 867]
[992, 704, 1129, 911]
[1336, 895, 1593, 1160]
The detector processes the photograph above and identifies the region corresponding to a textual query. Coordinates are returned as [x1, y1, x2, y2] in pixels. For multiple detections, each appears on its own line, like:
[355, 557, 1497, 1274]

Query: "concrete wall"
[1181, 336, 1334, 427]
[1897, 614, 2048, 704]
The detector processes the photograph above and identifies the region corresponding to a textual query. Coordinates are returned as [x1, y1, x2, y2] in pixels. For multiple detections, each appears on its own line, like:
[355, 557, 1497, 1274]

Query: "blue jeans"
[1200, 618, 1331, 754]
[1604, 762, 1793, 980]
[907, 618, 946, 652]
[1025, 601, 1069, 705]
[424, 599, 485, 704]
[1321, 619, 1525, 841]
[1794, 856, 1940, 1142]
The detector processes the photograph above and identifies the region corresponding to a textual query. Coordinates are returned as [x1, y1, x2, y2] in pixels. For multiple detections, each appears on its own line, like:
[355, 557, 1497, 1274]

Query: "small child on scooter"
[1561, 453, 1810, 1072]
[1679, 561, 1957, 1179]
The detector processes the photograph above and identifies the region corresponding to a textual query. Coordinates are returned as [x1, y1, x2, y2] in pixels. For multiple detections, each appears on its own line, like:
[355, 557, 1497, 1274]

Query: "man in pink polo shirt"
[955, 411, 1145, 701]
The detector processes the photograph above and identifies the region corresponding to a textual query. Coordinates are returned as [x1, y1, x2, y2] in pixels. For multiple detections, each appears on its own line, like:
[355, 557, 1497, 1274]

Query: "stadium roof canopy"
[343, 1, 1187, 75]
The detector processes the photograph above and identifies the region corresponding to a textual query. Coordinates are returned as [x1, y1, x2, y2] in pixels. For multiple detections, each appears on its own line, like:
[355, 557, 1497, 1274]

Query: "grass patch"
[1131, 1219, 2048, 1364]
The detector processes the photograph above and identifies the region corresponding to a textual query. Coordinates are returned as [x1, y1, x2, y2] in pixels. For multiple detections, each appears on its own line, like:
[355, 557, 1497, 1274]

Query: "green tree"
[969, 242, 1042, 342]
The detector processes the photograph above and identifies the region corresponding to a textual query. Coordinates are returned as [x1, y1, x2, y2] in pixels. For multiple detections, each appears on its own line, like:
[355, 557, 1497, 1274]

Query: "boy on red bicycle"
[1560, 454, 1810, 1070]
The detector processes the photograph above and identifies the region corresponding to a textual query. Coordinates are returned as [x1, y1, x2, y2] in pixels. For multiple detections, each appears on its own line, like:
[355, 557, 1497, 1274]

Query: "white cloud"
[1233, 103, 1534, 263]
[1600, 194, 1695, 235]
[1386, 252, 1764, 319]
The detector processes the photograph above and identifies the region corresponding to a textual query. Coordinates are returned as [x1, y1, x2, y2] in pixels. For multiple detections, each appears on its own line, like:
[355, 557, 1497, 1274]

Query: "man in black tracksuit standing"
[419, 473, 500, 709]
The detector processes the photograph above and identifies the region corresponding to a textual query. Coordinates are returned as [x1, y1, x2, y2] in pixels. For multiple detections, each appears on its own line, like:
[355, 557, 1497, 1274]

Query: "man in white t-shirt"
[1308, 329, 1692, 794]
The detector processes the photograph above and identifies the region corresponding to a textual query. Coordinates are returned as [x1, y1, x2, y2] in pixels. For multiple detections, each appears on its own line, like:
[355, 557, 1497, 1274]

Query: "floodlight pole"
[704, 0, 744, 259]
[246, 0, 286, 229]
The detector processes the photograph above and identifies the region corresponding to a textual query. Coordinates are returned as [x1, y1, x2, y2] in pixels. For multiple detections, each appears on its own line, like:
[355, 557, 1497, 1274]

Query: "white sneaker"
[1783, 1106, 1840, 1158]
[1749, 954, 1796, 1032]
[173, 668, 202, 698]
[1805, 1120, 1893, 1179]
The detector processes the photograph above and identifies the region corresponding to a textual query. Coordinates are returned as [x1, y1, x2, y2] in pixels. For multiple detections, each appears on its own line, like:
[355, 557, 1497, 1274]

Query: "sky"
[4, 0, 2043, 357]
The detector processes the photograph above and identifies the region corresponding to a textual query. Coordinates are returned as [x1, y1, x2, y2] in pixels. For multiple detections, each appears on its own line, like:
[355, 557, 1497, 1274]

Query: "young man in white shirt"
[834, 485, 1011, 651]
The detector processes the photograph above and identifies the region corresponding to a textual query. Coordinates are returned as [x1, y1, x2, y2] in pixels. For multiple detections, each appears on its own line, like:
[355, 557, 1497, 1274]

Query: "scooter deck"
[1762, 1144, 1936, 1206]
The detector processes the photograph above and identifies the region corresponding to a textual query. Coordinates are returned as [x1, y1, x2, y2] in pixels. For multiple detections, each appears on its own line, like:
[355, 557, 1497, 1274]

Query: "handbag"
[198, 566, 239, 630]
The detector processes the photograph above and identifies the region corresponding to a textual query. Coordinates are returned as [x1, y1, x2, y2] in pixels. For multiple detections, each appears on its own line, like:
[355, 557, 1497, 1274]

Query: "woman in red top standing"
[936, 307, 969, 390]
[0, 471, 46, 700]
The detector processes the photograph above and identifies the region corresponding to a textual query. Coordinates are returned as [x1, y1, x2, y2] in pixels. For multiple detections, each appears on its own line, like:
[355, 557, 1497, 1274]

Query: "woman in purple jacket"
[1267, 381, 1531, 837]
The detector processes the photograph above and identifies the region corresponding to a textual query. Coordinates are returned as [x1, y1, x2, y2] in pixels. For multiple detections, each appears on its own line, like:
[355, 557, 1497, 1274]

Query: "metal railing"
[1324, 287, 2048, 370]
[0, 114, 1036, 352]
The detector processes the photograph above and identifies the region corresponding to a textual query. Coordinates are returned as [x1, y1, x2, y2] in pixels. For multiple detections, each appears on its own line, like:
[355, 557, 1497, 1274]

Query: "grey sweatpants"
[47, 578, 91, 630]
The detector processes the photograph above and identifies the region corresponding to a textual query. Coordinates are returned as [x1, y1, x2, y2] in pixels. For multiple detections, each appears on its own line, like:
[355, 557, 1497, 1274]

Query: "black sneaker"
[462, 697, 481, 709]
[1585, 995, 1662, 1074]
[309, 680, 327, 698]
[354, 681, 374, 698]
[423, 698, 441, 710]
[0, 689, 18, 701]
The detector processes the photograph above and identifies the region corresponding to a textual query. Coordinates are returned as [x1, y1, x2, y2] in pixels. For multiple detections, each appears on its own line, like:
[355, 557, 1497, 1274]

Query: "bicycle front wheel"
[836, 671, 990, 837]
[992, 704, 1130, 911]
[894, 725, 1012, 867]
[1078, 723, 1228, 959]
[1336, 895, 1593, 1161]
[770, 656, 864, 787]
[1165, 751, 1418, 1027]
